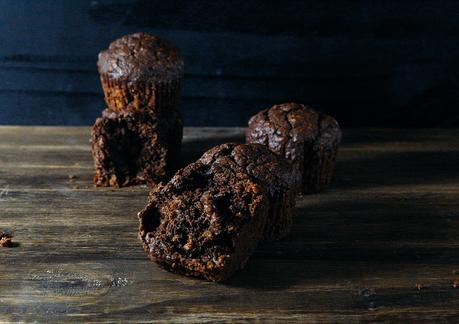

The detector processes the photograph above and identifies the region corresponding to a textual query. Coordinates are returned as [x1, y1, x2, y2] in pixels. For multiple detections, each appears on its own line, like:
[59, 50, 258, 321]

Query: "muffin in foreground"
[199, 143, 300, 241]
[97, 32, 184, 113]
[138, 159, 268, 282]
[92, 109, 182, 187]
[246, 102, 342, 194]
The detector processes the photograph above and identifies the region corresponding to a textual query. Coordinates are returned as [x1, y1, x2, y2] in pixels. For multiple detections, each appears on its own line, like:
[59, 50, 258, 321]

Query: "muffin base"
[302, 115, 341, 193]
[91, 108, 183, 187]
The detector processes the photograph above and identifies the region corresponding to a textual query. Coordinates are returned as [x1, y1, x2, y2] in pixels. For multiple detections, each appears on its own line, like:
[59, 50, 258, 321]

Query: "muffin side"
[199, 143, 300, 241]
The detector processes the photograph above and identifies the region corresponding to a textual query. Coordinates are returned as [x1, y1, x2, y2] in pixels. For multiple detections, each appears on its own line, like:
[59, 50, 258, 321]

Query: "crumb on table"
[0, 231, 13, 247]
[416, 283, 429, 290]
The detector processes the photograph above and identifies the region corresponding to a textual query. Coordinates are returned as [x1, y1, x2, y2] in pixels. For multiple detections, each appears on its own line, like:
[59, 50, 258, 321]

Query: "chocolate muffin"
[92, 109, 182, 187]
[199, 143, 300, 241]
[138, 159, 268, 282]
[246, 103, 342, 194]
[97, 32, 184, 113]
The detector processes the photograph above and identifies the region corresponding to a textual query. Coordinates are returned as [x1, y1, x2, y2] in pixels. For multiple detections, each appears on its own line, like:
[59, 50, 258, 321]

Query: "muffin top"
[97, 32, 184, 81]
[246, 103, 341, 161]
[199, 142, 300, 195]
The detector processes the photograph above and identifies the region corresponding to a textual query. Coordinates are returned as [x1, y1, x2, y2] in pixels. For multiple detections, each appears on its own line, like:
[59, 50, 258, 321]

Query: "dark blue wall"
[0, 0, 458, 126]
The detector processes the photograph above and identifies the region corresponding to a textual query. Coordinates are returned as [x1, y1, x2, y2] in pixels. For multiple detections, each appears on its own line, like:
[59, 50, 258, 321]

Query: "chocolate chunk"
[0, 231, 13, 247]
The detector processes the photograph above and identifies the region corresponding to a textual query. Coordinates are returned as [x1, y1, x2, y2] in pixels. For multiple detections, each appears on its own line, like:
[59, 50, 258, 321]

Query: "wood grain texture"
[1, 127, 459, 322]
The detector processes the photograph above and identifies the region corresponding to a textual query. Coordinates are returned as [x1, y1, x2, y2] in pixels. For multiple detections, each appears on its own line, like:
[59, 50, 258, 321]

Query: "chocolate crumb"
[0, 231, 13, 247]
[68, 174, 77, 180]
[416, 283, 428, 290]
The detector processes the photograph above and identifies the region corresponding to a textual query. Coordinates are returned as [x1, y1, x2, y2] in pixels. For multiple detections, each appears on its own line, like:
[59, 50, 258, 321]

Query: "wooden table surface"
[1, 127, 459, 323]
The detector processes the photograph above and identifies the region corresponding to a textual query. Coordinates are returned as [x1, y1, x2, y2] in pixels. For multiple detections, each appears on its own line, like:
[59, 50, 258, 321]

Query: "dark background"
[0, 0, 458, 127]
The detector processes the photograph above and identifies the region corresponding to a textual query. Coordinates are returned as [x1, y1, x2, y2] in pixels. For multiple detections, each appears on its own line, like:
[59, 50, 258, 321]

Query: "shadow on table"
[226, 194, 459, 290]
[180, 129, 459, 190]
[341, 129, 457, 146]
[226, 148, 459, 290]
[333, 150, 459, 190]
[170, 129, 459, 290]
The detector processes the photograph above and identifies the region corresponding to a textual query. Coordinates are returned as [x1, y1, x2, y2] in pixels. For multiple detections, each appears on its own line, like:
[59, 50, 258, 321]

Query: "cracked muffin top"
[200, 142, 300, 196]
[97, 32, 184, 82]
[246, 103, 342, 162]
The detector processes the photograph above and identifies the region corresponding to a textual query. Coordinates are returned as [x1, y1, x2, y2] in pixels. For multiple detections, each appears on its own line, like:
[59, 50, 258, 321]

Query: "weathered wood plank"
[1, 127, 459, 322]
[2, 1, 459, 127]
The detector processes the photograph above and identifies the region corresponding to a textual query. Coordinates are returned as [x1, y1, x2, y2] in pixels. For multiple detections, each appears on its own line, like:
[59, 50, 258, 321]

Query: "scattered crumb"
[452, 280, 459, 288]
[108, 174, 118, 187]
[416, 283, 428, 290]
[358, 288, 376, 297]
[0, 231, 13, 247]
[68, 174, 77, 180]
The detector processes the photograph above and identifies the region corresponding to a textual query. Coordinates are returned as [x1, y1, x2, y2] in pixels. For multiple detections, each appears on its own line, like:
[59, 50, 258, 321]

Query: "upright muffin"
[138, 157, 268, 282]
[246, 103, 342, 194]
[97, 32, 184, 113]
[92, 109, 182, 187]
[199, 143, 300, 241]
